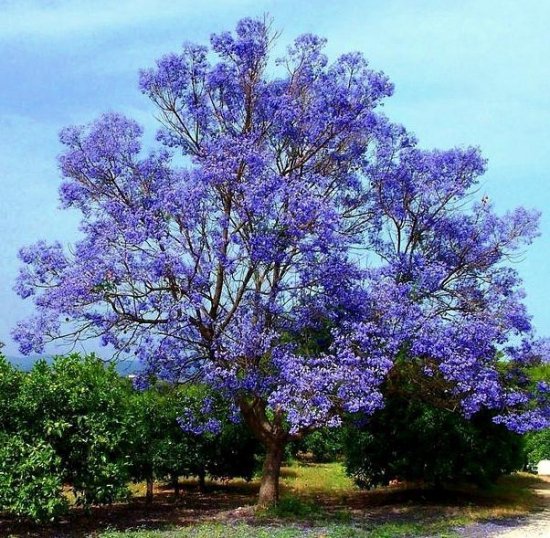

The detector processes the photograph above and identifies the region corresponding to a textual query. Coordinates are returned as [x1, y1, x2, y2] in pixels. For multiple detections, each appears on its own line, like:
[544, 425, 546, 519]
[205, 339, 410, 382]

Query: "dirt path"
[458, 477, 550, 537]
[494, 478, 550, 537]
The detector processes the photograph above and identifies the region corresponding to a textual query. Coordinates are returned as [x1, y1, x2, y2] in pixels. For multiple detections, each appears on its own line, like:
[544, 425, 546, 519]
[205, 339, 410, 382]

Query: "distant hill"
[5, 355, 143, 375]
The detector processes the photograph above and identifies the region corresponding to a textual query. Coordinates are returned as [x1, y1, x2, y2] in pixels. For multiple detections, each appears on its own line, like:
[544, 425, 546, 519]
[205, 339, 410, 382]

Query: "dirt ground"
[456, 476, 550, 537]
[1, 472, 548, 537]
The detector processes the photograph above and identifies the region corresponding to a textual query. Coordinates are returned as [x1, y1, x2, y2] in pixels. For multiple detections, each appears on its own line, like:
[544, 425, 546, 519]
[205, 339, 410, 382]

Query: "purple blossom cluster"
[13, 18, 548, 442]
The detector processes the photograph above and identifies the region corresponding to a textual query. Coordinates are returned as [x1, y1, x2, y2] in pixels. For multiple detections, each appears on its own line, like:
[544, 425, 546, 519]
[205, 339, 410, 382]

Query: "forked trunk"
[257, 442, 284, 506]
[238, 397, 287, 507]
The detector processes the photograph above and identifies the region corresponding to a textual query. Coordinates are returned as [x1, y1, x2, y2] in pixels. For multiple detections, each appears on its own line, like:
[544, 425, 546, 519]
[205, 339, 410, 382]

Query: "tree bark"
[145, 476, 154, 504]
[257, 441, 284, 506]
[238, 397, 287, 507]
[172, 473, 180, 498]
[198, 468, 206, 493]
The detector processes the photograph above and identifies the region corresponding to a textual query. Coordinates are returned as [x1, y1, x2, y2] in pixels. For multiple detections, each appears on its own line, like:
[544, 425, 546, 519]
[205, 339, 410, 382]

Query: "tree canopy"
[13, 17, 549, 504]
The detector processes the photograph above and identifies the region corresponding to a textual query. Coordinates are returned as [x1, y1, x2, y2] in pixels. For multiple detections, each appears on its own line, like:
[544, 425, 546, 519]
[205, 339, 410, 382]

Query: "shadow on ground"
[1, 473, 547, 537]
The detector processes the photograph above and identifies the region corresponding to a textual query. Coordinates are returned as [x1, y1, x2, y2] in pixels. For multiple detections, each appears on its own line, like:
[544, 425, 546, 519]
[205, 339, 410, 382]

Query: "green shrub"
[20, 354, 133, 506]
[344, 396, 524, 489]
[298, 428, 344, 463]
[524, 429, 550, 471]
[523, 363, 550, 471]
[260, 494, 321, 518]
[127, 382, 261, 499]
[0, 434, 68, 522]
[0, 352, 261, 517]
[0, 356, 24, 432]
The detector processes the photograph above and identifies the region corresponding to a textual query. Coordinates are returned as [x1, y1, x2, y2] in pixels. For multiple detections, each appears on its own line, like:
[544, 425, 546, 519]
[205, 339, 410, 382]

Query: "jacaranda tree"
[14, 17, 549, 505]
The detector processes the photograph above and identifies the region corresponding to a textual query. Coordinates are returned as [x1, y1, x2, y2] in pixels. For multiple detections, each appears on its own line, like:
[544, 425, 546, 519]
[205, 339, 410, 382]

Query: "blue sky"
[0, 0, 548, 356]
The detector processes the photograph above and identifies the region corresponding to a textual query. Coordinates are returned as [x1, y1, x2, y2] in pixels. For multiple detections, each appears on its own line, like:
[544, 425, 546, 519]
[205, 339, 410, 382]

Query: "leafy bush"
[344, 396, 524, 489]
[0, 353, 133, 517]
[524, 429, 550, 471]
[522, 363, 550, 471]
[127, 382, 261, 499]
[0, 356, 24, 432]
[177, 385, 260, 482]
[260, 494, 321, 519]
[0, 434, 68, 522]
[291, 428, 344, 463]
[205, 419, 260, 481]
[19, 354, 133, 506]
[0, 352, 263, 518]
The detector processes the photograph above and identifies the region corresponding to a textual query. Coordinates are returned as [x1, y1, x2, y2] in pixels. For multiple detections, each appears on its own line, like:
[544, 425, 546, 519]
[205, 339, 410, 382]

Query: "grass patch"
[278, 463, 544, 522]
[258, 494, 323, 519]
[363, 520, 461, 537]
[280, 461, 355, 495]
[444, 473, 545, 520]
[99, 521, 462, 537]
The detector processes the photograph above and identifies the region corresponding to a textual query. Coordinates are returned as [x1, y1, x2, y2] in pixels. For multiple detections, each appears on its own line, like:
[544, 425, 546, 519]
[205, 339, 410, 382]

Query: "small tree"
[127, 382, 260, 501]
[524, 429, 550, 471]
[291, 428, 344, 463]
[344, 398, 524, 489]
[0, 434, 68, 523]
[175, 384, 260, 488]
[523, 363, 550, 470]
[0, 355, 24, 432]
[126, 385, 173, 503]
[14, 18, 549, 505]
[17, 355, 132, 507]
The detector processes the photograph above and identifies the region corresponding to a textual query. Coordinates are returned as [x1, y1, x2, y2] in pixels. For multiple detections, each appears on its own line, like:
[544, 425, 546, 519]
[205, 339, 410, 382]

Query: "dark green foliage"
[126, 383, 181, 498]
[0, 357, 68, 521]
[261, 494, 322, 519]
[344, 396, 524, 489]
[205, 420, 260, 480]
[127, 383, 261, 499]
[0, 434, 68, 522]
[291, 428, 344, 463]
[177, 385, 260, 482]
[0, 356, 24, 432]
[0, 353, 133, 519]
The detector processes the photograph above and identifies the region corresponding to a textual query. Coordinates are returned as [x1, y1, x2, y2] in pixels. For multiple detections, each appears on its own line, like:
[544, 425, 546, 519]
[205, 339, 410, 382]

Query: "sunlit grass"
[280, 461, 356, 494]
[99, 521, 460, 537]
[449, 473, 546, 520]
[278, 463, 544, 520]
[97, 463, 547, 537]
[99, 520, 466, 537]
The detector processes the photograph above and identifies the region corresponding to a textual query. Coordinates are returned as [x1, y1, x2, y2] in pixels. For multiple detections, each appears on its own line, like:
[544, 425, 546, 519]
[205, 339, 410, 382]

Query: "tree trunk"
[257, 442, 284, 506]
[198, 468, 206, 493]
[237, 397, 288, 507]
[145, 476, 154, 504]
[172, 473, 180, 498]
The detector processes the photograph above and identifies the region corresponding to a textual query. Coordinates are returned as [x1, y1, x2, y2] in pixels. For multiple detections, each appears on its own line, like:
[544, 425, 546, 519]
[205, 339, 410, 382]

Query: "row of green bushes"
[0, 354, 260, 522]
[1, 353, 548, 523]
